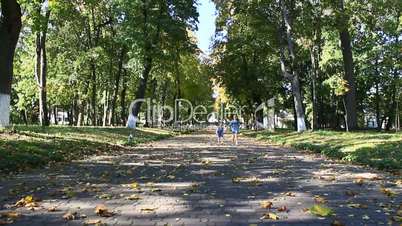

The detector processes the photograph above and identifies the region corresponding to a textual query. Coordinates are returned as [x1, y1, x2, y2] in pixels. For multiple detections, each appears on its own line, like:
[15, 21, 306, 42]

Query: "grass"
[244, 129, 402, 170]
[0, 125, 173, 173]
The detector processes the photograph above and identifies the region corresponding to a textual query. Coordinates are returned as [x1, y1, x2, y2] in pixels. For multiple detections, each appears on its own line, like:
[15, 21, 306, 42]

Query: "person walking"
[229, 115, 240, 145]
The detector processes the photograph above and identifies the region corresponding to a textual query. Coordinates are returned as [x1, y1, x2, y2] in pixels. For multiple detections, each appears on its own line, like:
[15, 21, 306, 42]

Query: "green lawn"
[0, 125, 173, 173]
[244, 129, 402, 170]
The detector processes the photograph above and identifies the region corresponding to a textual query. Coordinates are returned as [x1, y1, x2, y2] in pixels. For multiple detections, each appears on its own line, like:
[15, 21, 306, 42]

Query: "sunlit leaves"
[309, 205, 334, 217]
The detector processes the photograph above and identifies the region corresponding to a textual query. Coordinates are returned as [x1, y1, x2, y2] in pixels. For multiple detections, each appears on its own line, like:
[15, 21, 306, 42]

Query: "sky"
[195, 0, 217, 55]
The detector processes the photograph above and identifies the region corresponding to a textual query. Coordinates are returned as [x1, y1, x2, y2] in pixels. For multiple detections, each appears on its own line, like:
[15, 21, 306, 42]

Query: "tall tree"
[0, 0, 22, 127]
[336, 0, 357, 130]
[122, 0, 199, 117]
[279, 0, 307, 132]
[33, 1, 51, 126]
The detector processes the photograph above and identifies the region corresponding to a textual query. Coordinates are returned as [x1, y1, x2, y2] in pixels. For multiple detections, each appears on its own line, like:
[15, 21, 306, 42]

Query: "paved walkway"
[0, 131, 401, 226]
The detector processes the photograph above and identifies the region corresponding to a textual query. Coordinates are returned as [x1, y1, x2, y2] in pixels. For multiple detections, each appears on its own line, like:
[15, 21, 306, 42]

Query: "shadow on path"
[0, 130, 401, 226]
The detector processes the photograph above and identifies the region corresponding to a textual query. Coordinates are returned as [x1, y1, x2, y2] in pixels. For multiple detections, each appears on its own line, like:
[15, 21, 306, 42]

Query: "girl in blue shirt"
[229, 115, 240, 145]
[216, 123, 225, 144]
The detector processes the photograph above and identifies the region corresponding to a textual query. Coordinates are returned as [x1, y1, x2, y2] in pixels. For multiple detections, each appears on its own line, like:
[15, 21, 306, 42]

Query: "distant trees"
[211, 0, 401, 131]
[7, 0, 212, 127]
[2, 0, 400, 131]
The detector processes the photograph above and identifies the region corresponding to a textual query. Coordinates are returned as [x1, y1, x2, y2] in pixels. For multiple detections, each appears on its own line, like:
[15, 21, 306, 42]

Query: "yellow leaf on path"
[354, 178, 364, 186]
[126, 194, 141, 201]
[130, 182, 140, 189]
[260, 201, 273, 209]
[141, 208, 157, 213]
[83, 219, 102, 225]
[24, 195, 33, 203]
[260, 212, 279, 220]
[309, 205, 333, 217]
[284, 192, 296, 197]
[14, 195, 38, 207]
[380, 187, 396, 197]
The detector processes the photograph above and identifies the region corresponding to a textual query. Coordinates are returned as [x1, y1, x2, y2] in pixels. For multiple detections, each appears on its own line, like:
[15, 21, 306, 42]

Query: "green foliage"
[0, 126, 173, 173]
[245, 129, 402, 170]
[323, 74, 349, 96]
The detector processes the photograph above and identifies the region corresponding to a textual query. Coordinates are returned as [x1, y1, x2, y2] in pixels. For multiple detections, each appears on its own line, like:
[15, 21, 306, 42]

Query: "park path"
[0, 130, 401, 226]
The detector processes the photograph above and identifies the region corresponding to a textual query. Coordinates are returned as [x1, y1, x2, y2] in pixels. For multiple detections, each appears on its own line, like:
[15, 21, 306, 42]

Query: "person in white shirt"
[127, 114, 137, 143]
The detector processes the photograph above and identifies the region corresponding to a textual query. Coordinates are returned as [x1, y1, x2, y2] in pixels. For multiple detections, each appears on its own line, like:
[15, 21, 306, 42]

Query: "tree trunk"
[375, 69, 381, 130]
[132, 56, 153, 117]
[280, 0, 306, 132]
[386, 68, 398, 130]
[150, 78, 157, 127]
[109, 47, 126, 125]
[102, 90, 109, 127]
[337, 0, 357, 130]
[132, 1, 162, 118]
[0, 0, 22, 127]
[310, 47, 318, 130]
[120, 69, 128, 125]
[90, 63, 97, 126]
[36, 9, 50, 126]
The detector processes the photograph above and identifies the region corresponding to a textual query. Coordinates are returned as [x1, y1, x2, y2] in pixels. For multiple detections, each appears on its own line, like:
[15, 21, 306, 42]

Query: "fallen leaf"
[63, 212, 78, 221]
[140, 208, 157, 213]
[354, 178, 364, 186]
[260, 212, 279, 220]
[380, 187, 396, 197]
[130, 182, 140, 189]
[284, 192, 296, 197]
[345, 190, 358, 196]
[260, 201, 273, 209]
[0, 212, 20, 219]
[47, 206, 57, 212]
[277, 206, 287, 212]
[331, 219, 345, 226]
[314, 195, 327, 204]
[347, 203, 368, 209]
[151, 188, 162, 192]
[95, 204, 114, 217]
[126, 194, 141, 201]
[397, 210, 402, 217]
[97, 194, 112, 199]
[319, 175, 336, 181]
[0, 220, 12, 225]
[309, 205, 333, 217]
[14, 195, 38, 208]
[391, 216, 402, 222]
[83, 219, 103, 225]
[232, 177, 242, 183]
